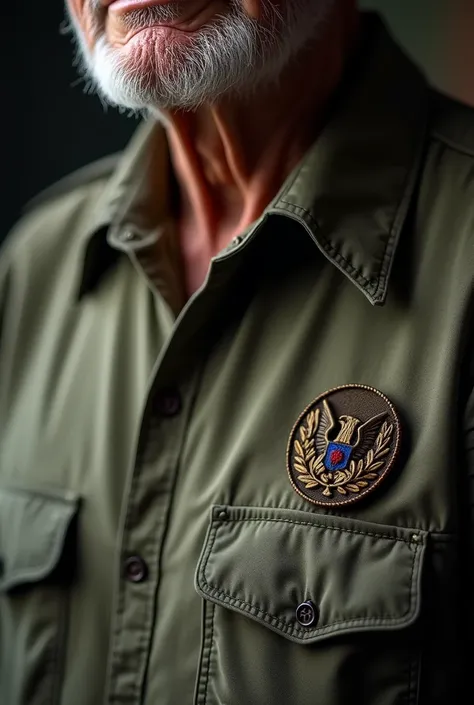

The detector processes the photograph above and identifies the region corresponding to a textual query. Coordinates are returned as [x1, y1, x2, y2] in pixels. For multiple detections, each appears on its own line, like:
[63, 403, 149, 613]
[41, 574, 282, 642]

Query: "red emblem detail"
[330, 449, 344, 466]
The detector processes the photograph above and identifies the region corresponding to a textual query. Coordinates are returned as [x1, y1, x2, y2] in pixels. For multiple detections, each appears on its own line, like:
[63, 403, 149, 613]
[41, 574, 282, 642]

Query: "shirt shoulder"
[429, 89, 474, 159]
[0, 154, 120, 338]
[422, 90, 474, 261]
[1, 153, 119, 265]
[22, 154, 120, 216]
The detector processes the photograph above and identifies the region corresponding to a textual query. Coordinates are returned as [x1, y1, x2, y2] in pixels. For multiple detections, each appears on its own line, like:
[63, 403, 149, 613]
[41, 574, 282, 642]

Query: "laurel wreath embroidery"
[294, 409, 393, 498]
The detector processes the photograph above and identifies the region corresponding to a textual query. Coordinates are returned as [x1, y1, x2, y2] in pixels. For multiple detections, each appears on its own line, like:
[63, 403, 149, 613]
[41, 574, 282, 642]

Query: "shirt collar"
[79, 13, 430, 305]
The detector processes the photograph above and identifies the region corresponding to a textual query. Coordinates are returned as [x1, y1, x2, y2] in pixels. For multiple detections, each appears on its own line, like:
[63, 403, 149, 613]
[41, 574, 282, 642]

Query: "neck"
[162, 1, 359, 293]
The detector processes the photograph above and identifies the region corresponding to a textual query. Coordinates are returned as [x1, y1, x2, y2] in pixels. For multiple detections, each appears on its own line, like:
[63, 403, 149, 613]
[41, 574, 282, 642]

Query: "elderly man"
[0, 0, 473, 703]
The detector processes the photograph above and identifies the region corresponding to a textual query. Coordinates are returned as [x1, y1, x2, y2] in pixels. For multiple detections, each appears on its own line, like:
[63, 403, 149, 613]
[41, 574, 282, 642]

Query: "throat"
[175, 185, 262, 296]
[177, 215, 248, 297]
[178, 224, 214, 296]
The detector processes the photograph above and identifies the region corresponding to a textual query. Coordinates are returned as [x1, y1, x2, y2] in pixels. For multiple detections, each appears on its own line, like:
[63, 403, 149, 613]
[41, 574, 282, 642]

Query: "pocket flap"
[195, 506, 427, 645]
[0, 486, 79, 591]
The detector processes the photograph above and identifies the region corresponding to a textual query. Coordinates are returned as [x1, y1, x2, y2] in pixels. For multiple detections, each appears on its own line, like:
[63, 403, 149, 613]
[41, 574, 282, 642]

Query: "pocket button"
[296, 601, 318, 627]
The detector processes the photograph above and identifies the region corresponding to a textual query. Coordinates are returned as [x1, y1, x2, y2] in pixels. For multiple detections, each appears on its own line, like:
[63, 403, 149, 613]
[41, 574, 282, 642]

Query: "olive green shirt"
[1, 15, 473, 705]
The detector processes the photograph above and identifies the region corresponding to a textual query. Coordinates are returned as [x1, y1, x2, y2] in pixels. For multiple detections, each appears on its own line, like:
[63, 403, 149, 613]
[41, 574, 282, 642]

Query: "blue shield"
[324, 442, 353, 471]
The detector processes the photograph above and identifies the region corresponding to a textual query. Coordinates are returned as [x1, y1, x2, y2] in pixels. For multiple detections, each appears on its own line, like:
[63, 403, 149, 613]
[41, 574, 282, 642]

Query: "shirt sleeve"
[0, 243, 11, 348]
[464, 353, 474, 643]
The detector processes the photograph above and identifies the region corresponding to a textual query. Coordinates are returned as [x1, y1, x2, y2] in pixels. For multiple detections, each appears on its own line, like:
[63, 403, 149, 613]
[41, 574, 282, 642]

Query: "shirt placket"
[105, 370, 200, 704]
[103, 225, 244, 705]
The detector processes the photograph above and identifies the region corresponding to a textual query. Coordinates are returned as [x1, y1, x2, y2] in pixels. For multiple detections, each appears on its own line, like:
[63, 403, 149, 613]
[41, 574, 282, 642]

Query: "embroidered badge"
[287, 385, 401, 507]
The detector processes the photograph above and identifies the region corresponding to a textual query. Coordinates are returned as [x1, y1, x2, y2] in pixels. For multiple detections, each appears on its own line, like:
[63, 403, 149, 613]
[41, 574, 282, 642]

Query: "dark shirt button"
[124, 556, 148, 583]
[155, 389, 182, 417]
[120, 230, 141, 243]
[296, 601, 317, 627]
[107, 227, 160, 253]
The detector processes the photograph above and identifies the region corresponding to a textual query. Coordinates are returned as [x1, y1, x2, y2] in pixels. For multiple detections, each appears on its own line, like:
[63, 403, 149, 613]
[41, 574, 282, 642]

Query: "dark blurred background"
[2, 1, 134, 238]
[2, 0, 472, 240]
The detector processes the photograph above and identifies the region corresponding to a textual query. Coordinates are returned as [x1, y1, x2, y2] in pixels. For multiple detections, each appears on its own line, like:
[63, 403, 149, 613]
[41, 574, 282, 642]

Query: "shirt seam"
[275, 201, 374, 287]
[214, 515, 418, 543]
[431, 131, 474, 160]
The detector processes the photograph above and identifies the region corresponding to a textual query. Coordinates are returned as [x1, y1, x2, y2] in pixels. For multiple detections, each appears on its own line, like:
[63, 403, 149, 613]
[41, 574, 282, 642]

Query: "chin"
[90, 29, 200, 111]
[119, 25, 196, 73]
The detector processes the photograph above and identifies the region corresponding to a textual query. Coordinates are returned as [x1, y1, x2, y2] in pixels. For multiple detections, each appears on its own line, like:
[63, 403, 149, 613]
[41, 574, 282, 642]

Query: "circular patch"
[287, 385, 401, 507]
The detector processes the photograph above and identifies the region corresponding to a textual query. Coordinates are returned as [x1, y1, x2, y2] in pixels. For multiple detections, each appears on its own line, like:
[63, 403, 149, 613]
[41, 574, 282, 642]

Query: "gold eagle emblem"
[287, 385, 401, 507]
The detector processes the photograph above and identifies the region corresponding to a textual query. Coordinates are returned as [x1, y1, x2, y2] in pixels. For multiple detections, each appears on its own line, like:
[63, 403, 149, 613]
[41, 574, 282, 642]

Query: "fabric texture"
[0, 14, 473, 705]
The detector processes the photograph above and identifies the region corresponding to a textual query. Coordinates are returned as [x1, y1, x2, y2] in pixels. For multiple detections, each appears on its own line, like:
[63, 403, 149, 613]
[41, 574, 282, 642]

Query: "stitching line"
[276, 202, 375, 289]
[374, 117, 428, 302]
[210, 504, 455, 536]
[215, 516, 415, 543]
[203, 602, 215, 705]
[277, 119, 425, 301]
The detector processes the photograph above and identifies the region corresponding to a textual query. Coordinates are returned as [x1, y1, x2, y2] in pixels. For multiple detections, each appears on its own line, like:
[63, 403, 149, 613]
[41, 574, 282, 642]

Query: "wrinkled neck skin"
[160, 0, 359, 294]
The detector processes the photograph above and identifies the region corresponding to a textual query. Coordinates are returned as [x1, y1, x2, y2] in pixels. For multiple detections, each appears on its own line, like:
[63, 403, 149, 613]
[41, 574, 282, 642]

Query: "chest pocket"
[195, 505, 426, 705]
[0, 486, 79, 705]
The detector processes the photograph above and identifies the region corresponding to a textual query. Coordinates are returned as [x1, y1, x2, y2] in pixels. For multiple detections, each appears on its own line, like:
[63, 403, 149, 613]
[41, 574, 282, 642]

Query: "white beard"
[68, 0, 333, 113]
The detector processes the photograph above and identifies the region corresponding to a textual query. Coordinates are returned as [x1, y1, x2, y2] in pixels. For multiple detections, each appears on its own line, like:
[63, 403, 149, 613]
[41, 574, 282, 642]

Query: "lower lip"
[108, 0, 176, 14]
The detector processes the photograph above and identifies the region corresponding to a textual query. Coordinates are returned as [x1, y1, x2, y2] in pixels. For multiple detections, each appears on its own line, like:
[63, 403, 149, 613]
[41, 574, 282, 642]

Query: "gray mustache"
[87, 0, 187, 28]
[121, 5, 185, 29]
